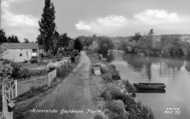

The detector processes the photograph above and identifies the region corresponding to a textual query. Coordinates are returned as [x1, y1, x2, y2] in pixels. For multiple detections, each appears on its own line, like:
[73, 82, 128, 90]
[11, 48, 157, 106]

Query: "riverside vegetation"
[100, 64, 154, 119]
[87, 51, 154, 119]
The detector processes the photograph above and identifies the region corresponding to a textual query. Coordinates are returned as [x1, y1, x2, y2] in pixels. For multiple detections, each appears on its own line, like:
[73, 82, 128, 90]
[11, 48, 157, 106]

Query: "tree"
[131, 32, 142, 42]
[97, 37, 114, 58]
[24, 38, 30, 43]
[0, 29, 7, 44]
[7, 35, 19, 43]
[73, 38, 83, 52]
[148, 28, 154, 36]
[38, 0, 57, 53]
[58, 33, 71, 48]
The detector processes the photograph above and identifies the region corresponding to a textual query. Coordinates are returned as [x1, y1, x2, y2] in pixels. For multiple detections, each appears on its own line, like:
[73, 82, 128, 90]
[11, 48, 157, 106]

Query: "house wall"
[2, 49, 33, 62]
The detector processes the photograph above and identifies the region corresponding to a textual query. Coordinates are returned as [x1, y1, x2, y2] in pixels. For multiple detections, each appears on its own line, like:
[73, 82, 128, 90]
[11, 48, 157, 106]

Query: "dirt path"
[24, 51, 98, 119]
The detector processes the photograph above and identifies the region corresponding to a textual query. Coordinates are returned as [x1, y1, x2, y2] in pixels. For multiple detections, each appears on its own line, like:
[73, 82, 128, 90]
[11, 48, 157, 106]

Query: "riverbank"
[113, 53, 190, 119]
[88, 51, 154, 119]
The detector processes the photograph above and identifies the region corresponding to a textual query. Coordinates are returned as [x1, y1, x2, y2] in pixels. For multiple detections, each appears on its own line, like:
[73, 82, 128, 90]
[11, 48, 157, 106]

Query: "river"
[112, 54, 190, 119]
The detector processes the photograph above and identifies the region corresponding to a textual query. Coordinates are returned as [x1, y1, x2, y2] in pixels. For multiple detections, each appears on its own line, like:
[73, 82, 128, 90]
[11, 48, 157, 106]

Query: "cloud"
[75, 22, 92, 31]
[75, 15, 128, 35]
[75, 9, 190, 35]
[3, 12, 38, 27]
[2, 0, 39, 41]
[134, 9, 188, 25]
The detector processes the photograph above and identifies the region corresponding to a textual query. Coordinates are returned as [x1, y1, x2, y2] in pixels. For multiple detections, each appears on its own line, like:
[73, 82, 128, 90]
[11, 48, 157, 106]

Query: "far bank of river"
[112, 54, 190, 119]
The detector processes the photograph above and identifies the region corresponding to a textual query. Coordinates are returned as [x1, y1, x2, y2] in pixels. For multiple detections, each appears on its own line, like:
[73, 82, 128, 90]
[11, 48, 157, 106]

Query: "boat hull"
[134, 83, 166, 92]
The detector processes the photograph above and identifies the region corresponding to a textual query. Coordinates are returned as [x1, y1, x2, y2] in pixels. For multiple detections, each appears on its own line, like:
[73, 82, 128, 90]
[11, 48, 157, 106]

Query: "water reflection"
[116, 54, 190, 119]
[124, 55, 187, 81]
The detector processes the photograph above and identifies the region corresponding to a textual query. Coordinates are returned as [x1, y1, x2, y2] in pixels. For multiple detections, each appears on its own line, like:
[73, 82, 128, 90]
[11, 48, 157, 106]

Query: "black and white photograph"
[0, 0, 190, 119]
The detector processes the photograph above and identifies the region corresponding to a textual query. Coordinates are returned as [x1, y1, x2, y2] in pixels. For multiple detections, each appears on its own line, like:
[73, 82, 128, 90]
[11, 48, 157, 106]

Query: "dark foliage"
[97, 37, 114, 58]
[38, 0, 57, 53]
[0, 29, 20, 43]
[7, 35, 20, 43]
[58, 33, 72, 48]
[0, 29, 7, 44]
[24, 38, 30, 43]
[73, 38, 83, 52]
[94, 114, 104, 119]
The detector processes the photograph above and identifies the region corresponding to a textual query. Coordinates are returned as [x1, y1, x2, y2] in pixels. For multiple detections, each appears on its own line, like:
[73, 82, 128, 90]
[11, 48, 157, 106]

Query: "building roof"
[0, 43, 38, 49]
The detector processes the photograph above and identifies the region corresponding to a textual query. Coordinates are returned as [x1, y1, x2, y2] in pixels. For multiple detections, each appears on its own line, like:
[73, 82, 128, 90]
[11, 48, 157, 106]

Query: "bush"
[94, 114, 104, 119]
[97, 37, 114, 58]
[100, 83, 154, 119]
[102, 73, 113, 82]
[101, 84, 125, 101]
[101, 64, 121, 82]
[105, 100, 129, 119]
[105, 100, 125, 114]
[123, 80, 136, 93]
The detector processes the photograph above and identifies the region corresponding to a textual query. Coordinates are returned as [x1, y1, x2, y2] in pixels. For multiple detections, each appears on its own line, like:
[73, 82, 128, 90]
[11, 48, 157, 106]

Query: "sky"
[1, 0, 190, 42]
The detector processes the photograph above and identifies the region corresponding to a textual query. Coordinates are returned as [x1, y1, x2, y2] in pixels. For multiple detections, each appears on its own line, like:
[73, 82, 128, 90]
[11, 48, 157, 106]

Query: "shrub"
[105, 100, 129, 119]
[101, 64, 121, 82]
[102, 73, 113, 82]
[0, 62, 13, 78]
[97, 37, 114, 58]
[94, 114, 104, 119]
[101, 84, 125, 101]
[105, 100, 125, 114]
[101, 84, 154, 119]
[123, 80, 136, 93]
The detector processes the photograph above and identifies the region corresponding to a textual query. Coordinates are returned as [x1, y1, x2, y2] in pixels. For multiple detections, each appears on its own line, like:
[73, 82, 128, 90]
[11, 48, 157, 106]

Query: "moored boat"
[134, 83, 166, 91]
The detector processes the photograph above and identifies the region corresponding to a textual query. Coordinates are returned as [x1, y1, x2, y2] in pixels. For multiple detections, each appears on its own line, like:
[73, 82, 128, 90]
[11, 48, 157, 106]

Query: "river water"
[112, 54, 190, 119]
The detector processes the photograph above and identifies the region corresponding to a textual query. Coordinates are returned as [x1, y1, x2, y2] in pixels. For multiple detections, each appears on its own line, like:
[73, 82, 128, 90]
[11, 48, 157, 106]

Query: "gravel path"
[24, 51, 98, 119]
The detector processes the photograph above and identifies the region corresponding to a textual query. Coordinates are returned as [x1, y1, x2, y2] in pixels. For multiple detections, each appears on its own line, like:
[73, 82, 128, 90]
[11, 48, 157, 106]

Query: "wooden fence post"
[2, 79, 16, 119]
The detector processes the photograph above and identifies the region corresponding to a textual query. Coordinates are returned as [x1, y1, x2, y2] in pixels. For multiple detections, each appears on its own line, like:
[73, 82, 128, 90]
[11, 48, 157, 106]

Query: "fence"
[47, 69, 57, 87]
[1, 79, 17, 119]
[17, 76, 47, 96]
[16, 69, 57, 97]
[1, 57, 71, 119]
[16, 57, 70, 97]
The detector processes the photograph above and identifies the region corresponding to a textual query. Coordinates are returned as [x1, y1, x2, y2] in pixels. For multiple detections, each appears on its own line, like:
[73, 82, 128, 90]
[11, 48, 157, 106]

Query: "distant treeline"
[0, 29, 20, 43]
[119, 33, 190, 59]
[77, 29, 190, 60]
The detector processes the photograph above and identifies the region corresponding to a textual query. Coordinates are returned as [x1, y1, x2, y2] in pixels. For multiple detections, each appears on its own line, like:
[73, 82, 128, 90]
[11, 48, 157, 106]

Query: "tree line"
[0, 29, 20, 44]
[119, 29, 190, 59]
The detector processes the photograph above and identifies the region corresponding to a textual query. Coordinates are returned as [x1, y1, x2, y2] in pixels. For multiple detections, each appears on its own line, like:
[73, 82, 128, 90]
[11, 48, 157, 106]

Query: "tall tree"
[0, 29, 7, 44]
[38, 0, 57, 53]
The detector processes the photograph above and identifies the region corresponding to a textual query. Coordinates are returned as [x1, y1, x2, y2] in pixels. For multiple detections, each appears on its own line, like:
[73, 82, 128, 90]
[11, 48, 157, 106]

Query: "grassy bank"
[88, 52, 154, 119]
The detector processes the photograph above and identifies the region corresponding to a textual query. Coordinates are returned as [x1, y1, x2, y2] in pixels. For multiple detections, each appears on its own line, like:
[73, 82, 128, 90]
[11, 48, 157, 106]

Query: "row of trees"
[0, 29, 20, 44]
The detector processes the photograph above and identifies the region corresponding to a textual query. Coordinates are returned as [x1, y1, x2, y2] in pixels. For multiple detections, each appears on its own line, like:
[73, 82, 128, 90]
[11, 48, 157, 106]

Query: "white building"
[0, 43, 39, 62]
